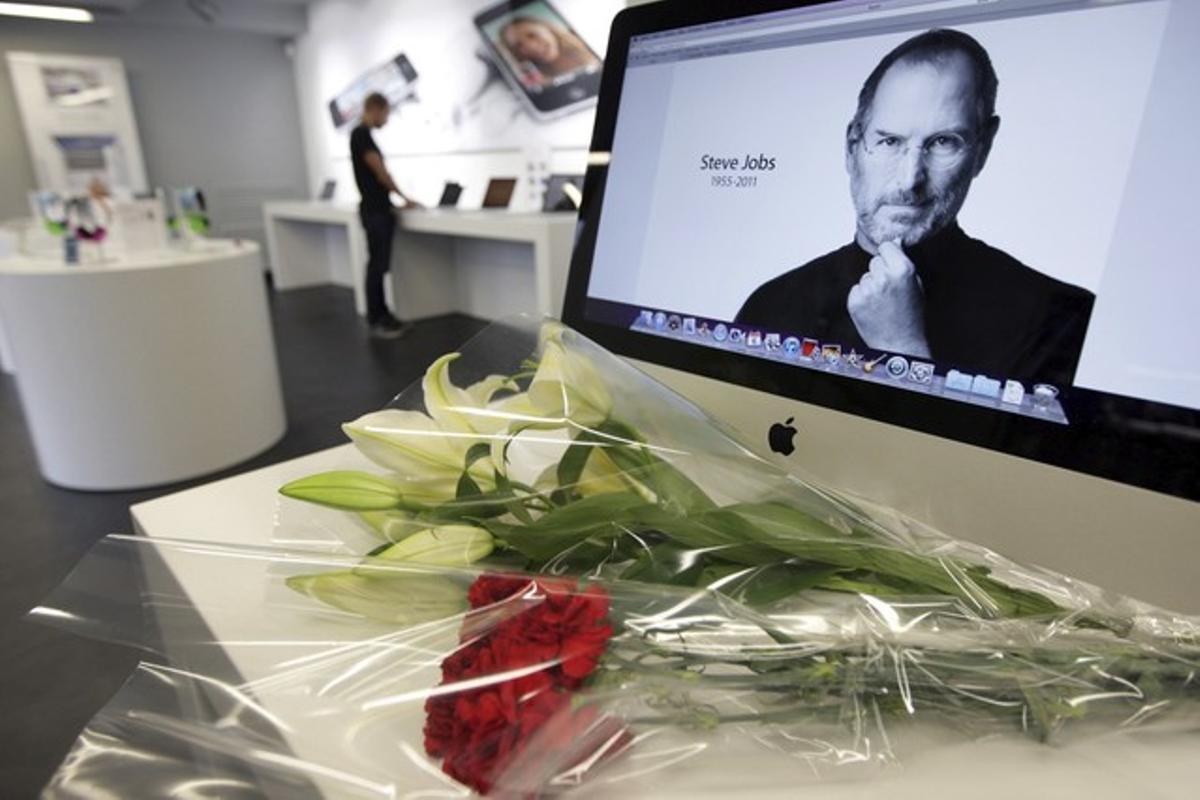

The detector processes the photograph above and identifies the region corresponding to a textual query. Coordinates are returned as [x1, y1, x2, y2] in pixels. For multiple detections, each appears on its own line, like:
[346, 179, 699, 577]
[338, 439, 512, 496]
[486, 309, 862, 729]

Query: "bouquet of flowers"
[31, 319, 1200, 798]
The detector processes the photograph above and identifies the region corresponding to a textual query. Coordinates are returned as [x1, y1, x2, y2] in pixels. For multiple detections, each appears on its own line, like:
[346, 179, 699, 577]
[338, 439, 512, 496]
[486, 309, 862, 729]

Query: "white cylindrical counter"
[0, 240, 286, 490]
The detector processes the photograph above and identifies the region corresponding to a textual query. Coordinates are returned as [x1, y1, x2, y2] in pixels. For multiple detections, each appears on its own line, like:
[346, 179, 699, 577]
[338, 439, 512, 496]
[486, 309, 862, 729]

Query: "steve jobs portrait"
[736, 29, 1094, 389]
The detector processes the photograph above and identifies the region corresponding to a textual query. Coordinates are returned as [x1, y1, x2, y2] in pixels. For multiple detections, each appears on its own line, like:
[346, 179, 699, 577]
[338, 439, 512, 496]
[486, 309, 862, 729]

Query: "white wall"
[292, 0, 629, 209]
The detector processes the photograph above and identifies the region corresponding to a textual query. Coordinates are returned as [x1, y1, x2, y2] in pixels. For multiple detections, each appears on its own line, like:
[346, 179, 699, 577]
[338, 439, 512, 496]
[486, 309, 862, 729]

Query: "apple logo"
[767, 417, 797, 456]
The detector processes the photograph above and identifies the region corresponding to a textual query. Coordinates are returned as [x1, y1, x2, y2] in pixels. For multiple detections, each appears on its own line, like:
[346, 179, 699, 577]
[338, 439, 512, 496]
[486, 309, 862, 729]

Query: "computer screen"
[482, 178, 518, 209]
[567, 0, 1198, 500]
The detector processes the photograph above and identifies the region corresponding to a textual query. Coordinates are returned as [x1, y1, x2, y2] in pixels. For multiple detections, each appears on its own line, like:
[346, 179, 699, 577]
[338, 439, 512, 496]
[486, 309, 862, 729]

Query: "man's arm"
[363, 150, 423, 208]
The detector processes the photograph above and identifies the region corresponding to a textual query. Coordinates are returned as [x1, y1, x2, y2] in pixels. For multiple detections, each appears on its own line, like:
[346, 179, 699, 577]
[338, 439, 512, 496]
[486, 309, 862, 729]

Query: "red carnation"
[467, 574, 532, 609]
[423, 574, 618, 795]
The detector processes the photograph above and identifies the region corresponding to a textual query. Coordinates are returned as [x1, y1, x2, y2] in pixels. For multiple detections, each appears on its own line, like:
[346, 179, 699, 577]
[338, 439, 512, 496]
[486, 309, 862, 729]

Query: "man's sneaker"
[369, 315, 412, 340]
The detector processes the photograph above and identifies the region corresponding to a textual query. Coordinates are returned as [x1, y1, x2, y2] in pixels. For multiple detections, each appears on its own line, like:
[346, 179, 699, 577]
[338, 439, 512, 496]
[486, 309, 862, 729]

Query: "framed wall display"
[6, 52, 148, 194]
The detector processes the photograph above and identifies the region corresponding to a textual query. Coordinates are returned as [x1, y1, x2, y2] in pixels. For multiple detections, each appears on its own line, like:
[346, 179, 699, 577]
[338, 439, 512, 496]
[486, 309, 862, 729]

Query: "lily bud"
[372, 525, 494, 567]
[287, 570, 466, 626]
[357, 510, 424, 543]
[279, 471, 405, 510]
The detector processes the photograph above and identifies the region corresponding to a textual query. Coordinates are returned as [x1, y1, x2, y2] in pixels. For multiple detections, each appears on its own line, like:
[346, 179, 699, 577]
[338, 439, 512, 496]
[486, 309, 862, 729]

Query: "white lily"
[532, 445, 628, 498]
[422, 353, 518, 436]
[342, 408, 493, 490]
[532, 440, 658, 503]
[526, 338, 613, 430]
[480, 325, 615, 474]
[537, 319, 570, 350]
[341, 355, 523, 491]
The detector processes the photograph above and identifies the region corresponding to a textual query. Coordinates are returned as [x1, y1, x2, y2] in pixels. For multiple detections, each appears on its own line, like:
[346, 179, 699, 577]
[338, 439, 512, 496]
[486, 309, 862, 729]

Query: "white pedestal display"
[0, 240, 286, 489]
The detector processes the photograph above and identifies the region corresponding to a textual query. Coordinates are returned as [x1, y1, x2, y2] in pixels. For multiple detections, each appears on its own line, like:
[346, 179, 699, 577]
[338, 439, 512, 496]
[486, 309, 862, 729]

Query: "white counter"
[262, 201, 577, 320]
[0, 240, 286, 489]
[392, 208, 577, 321]
[126, 444, 1200, 799]
[261, 201, 362, 301]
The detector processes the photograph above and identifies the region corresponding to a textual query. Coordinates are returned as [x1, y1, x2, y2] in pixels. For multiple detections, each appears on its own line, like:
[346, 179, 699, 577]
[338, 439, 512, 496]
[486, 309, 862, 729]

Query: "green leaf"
[456, 471, 483, 500]
[279, 471, 404, 511]
[815, 573, 924, 598]
[555, 431, 602, 503]
[597, 419, 716, 513]
[702, 502, 1062, 619]
[420, 489, 528, 522]
[493, 469, 535, 525]
[618, 546, 842, 607]
[625, 507, 792, 566]
[464, 442, 491, 469]
[483, 492, 649, 561]
[721, 562, 846, 607]
[618, 542, 708, 586]
[695, 562, 753, 589]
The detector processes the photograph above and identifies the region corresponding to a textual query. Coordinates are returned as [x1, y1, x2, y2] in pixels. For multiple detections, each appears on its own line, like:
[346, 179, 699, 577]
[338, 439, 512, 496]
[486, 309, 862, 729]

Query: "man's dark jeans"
[360, 209, 396, 324]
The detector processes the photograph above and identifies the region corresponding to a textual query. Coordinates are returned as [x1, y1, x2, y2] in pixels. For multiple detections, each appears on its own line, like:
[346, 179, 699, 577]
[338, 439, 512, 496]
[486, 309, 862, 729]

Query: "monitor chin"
[632, 358, 1200, 616]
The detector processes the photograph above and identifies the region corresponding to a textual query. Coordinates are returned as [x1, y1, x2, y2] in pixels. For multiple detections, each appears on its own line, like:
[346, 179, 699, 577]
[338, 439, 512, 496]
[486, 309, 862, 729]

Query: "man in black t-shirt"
[351, 92, 422, 338]
[735, 30, 1093, 390]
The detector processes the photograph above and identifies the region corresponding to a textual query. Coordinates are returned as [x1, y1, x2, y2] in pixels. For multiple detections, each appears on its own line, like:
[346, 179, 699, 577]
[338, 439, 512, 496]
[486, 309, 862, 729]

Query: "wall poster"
[321, 0, 622, 155]
[6, 51, 148, 194]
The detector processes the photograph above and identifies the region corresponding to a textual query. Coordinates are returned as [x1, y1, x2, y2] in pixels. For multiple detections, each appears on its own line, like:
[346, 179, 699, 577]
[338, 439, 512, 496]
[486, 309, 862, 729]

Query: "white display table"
[126, 445, 1200, 799]
[262, 201, 576, 320]
[0, 240, 286, 490]
[392, 208, 577, 322]
[261, 201, 363, 303]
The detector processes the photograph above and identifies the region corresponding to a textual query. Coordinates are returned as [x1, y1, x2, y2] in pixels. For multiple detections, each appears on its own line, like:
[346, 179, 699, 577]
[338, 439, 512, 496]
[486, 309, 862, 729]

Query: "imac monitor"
[481, 177, 518, 209]
[562, 0, 1200, 611]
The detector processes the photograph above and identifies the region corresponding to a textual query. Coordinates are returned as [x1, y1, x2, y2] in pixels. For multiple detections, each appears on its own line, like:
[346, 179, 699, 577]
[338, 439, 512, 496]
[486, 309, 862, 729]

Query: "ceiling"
[16, 0, 325, 37]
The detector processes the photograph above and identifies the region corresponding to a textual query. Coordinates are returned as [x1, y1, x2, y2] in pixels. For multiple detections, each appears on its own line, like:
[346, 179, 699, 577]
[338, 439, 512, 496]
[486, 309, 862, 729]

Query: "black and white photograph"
[732, 28, 1095, 387]
[589, 0, 1179, 394]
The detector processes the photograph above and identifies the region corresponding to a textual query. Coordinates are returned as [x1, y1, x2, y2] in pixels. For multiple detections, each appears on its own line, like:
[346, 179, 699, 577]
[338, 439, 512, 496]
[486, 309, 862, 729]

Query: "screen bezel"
[560, 0, 1199, 503]
[474, 0, 603, 114]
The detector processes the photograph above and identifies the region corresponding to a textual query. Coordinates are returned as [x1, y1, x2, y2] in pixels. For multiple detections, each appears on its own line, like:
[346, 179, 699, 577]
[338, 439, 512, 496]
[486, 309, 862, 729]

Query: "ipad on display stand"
[438, 182, 464, 208]
[561, 0, 1200, 612]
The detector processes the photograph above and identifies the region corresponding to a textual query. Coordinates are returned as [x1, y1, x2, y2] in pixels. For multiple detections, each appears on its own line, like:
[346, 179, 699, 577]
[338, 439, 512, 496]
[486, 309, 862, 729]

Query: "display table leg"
[390, 230, 458, 321]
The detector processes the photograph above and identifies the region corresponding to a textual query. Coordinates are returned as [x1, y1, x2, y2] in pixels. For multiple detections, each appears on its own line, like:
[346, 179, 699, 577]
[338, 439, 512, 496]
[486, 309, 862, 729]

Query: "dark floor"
[0, 285, 488, 797]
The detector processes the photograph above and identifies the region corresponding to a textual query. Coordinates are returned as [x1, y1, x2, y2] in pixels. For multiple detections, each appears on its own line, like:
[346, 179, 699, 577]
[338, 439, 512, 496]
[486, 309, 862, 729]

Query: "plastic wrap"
[32, 318, 1200, 798]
